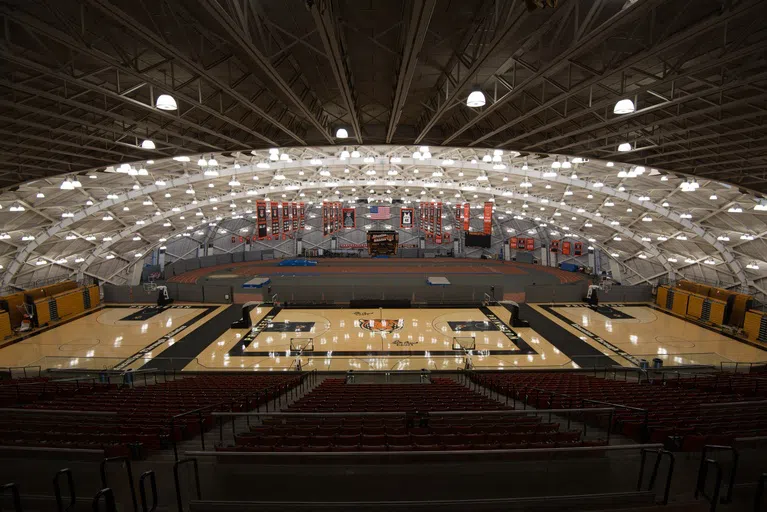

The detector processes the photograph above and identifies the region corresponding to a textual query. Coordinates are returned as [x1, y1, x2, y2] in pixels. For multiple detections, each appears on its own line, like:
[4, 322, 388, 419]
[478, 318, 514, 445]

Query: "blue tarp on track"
[278, 259, 318, 267]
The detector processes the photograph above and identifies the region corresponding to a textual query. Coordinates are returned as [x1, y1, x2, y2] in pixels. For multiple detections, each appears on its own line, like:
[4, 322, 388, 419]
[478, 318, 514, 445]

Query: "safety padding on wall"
[656, 286, 669, 309]
[744, 310, 767, 344]
[199, 255, 217, 268]
[215, 253, 233, 266]
[0, 311, 12, 340]
[232, 252, 245, 263]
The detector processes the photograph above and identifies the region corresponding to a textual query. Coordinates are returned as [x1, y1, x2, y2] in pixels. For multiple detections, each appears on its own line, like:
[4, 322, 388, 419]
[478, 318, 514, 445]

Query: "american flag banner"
[369, 206, 391, 220]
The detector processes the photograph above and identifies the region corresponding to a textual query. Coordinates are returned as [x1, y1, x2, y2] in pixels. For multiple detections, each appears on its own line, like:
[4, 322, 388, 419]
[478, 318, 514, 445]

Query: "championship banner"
[550, 239, 560, 252]
[256, 200, 267, 239]
[463, 203, 470, 231]
[299, 203, 305, 230]
[270, 203, 280, 240]
[342, 207, 356, 228]
[292, 203, 298, 230]
[510, 237, 518, 249]
[336, 202, 342, 233]
[322, 203, 329, 236]
[562, 241, 571, 256]
[426, 203, 433, 238]
[526, 237, 535, 251]
[282, 202, 290, 238]
[455, 204, 462, 231]
[483, 202, 493, 235]
[435, 203, 443, 244]
[420, 205, 425, 233]
[400, 208, 414, 228]
[574, 241, 583, 256]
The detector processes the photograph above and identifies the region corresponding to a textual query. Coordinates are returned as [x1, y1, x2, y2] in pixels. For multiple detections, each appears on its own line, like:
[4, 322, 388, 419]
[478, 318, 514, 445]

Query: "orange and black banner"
[463, 203, 470, 231]
[483, 202, 493, 235]
[282, 202, 290, 238]
[256, 201, 267, 239]
[335, 202, 342, 233]
[510, 237, 518, 249]
[455, 204, 462, 231]
[342, 207, 356, 228]
[292, 203, 298, 230]
[299, 202, 305, 230]
[400, 207, 414, 228]
[574, 241, 583, 256]
[435, 202, 443, 244]
[562, 241, 571, 256]
[427, 203, 434, 238]
[322, 203, 329, 236]
[526, 237, 535, 251]
[550, 239, 560, 252]
[270, 203, 280, 240]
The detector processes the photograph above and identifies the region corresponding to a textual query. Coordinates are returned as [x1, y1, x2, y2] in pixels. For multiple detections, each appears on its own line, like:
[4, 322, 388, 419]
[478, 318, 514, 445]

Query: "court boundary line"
[111, 306, 219, 370]
[536, 305, 641, 366]
[650, 304, 767, 353]
[0, 305, 105, 349]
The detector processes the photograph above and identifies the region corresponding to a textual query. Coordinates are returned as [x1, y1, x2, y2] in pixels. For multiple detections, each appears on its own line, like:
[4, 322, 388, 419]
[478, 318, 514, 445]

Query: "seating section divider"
[218, 378, 598, 453]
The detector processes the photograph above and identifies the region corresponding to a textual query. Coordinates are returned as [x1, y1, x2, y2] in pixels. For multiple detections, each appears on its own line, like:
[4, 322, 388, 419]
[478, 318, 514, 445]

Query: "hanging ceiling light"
[617, 142, 632, 152]
[141, 139, 156, 149]
[204, 168, 219, 177]
[208, 157, 218, 166]
[257, 161, 271, 169]
[36, 192, 45, 198]
[155, 94, 178, 110]
[60, 179, 74, 190]
[482, 154, 492, 162]
[229, 178, 241, 187]
[613, 99, 635, 114]
[747, 262, 760, 270]
[561, 159, 572, 169]
[9, 204, 25, 212]
[335, 128, 350, 139]
[197, 158, 207, 166]
[466, 88, 486, 107]
[728, 205, 743, 213]
[551, 159, 561, 169]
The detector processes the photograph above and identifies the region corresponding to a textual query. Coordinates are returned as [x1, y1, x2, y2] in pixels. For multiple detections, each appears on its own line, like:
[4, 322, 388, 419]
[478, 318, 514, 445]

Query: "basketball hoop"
[142, 282, 158, 293]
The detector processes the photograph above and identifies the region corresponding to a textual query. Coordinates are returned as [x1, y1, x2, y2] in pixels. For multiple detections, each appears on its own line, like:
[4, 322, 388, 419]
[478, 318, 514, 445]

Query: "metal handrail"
[637, 448, 675, 505]
[187, 442, 663, 458]
[169, 370, 314, 459]
[53, 468, 76, 512]
[138, 471, 157, 512]
[92, 488, 116, 512]
[99, 456, 137, 512]
[173, 458, 201, 512]
[0, 366, 42, 379]
[1, 482, 22, 512]
[700, 445, 739, 505]
[695, 458, 723, 512]
[212, 407, 616, 417]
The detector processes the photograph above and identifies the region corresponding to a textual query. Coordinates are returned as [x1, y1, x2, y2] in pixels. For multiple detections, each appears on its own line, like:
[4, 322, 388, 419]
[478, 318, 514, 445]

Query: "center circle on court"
[654, 336, 696, 348]
[58, 339, 101, 351]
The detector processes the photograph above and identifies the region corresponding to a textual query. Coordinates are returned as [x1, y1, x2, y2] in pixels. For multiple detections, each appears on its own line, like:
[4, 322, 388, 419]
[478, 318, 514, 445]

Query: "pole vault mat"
[588, 305, 635, 320]
[120, 306, 168, 321]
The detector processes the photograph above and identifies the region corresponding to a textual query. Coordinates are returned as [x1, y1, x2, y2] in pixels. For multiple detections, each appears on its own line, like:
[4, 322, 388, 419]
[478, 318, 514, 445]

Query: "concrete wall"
[103, 283, 233, 304]
[524, 282, 653, 304]
[524, 282, 589, 303]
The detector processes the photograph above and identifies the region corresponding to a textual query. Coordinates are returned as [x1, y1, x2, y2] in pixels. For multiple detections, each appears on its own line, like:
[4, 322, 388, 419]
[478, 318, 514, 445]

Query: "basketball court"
[0, 305, 225, 370]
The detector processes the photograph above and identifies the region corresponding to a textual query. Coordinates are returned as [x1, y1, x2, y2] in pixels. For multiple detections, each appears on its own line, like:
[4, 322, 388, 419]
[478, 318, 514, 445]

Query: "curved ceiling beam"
[2, 156, 739, 285]
[78, 181, 673, 279]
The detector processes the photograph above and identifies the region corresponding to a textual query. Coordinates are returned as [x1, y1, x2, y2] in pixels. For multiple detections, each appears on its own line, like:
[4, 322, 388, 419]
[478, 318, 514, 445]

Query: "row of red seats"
[225, 379, 602, 453]
[2, 374, 302, 458]
[474, 372, 765, 451]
